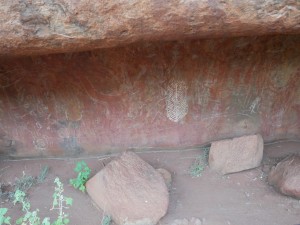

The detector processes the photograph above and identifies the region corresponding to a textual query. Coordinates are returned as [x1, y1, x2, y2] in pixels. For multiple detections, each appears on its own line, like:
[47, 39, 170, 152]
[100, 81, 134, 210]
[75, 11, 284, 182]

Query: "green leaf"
[63, 218, 70, 224]
[79, 185, 86, 192]
[0, 208, 8, 216]
[42, 218, 51, 225]
[65, 198, 73, 206]
[16, 217, 23, 224]
[4, 217, 11, 225]
[102, 215, 111, 225]
[53, 198, 58, 206]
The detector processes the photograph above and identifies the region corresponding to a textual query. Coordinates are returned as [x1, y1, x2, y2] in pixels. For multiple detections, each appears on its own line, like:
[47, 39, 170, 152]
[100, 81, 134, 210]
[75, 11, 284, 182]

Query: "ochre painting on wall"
[0, 35, 299, 157]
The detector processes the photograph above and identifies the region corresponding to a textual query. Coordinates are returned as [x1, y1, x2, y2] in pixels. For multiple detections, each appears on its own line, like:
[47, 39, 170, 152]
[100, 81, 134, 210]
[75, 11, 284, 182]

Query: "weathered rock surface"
[156, 168, 172, 189]
[209, 134, 264, 174]
[86, 151, 169, 225]
[1, 0, 299, 56]
[268, 155, 300, 199]
[0, 36, 299, 158]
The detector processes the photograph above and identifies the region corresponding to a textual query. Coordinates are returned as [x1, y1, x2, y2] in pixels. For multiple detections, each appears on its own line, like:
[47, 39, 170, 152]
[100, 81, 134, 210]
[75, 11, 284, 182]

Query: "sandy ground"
[1, 141, 300, 225]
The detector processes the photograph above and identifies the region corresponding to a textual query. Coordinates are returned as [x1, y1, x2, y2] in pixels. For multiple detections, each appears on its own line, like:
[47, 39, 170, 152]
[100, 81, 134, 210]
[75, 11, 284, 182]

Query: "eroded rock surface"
[268, 155, 300, 199]
[1, 0, 299, 56]
[86, 151, 169, 225]
[209, 134, 264, 174]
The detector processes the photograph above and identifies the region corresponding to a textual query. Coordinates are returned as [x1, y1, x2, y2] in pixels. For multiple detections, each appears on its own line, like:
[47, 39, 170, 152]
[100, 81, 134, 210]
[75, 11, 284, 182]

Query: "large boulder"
[268, 155, 300, 199]
[209, 134, 264, 174]
[1, 0, 299, 56]
[86, 151, 169, 225]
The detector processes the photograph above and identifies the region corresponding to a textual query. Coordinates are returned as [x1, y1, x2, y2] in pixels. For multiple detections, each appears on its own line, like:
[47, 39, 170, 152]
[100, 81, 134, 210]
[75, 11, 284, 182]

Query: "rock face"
[0, 36, 299, 158]
[86, 151, 169, 225]
[268, 155, 300, 199]
[209, 134, 264, 174]
[0, 0, 299, 56]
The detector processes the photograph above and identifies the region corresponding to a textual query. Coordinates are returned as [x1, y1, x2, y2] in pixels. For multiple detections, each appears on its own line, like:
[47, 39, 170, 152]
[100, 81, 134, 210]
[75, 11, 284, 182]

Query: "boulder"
[268, 155, 300, 199]
[1, 0, 299, 56]
[209, 134, 264, 174]
[156, 168, 172, 189]
[86, 151, 169, 225]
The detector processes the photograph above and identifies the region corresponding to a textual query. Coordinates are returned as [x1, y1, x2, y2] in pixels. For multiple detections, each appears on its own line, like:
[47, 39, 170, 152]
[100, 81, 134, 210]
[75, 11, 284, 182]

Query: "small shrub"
[3, 166, 49, 201]
[189, 147, 210, 177]
[37, 166, 49, 184]
[101, 215, 111, 225]
[14, 173, 36, 196]
[70, 161, 91, 192]
[0, 208, 11, 225]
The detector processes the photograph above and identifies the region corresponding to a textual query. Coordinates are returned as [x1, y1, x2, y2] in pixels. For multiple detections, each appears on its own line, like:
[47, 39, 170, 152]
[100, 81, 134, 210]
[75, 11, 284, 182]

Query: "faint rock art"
[193, 78, 218, 109]
[165, 79, 188, 122]
[249, 97, 261, 114]
[33, 138, 47, 151]
[17, 90, 49, 118]
[269, 62, 297, 89]
[35, 122, 42, 129]
[126, 91, 145, 120]
[61, 136, 83, 155]
[206, 119, 219, 137]
[199, 88, 210, 106]
[0, 130, 16, 155]
[64, 96, 83, 121]
[271, 109, 285, 128]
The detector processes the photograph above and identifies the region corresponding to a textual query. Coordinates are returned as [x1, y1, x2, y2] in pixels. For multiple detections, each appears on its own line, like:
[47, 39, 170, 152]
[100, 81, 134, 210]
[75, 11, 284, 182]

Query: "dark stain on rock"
[60, 136, 83, 156]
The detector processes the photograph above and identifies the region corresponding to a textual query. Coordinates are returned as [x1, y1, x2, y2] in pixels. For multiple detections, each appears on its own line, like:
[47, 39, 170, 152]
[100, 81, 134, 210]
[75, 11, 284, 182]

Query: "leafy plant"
[3, 166, 49, 201]
[189, 147, 210, 177]
[4, 175, 71, 225]
[0, 208, 11, 225]
[51, 178, 73, 225]
[13, 190, 30, 212]
[70, 161, 91, 192]
[101, 215, 111, 225]
[13, 189, 44, 225]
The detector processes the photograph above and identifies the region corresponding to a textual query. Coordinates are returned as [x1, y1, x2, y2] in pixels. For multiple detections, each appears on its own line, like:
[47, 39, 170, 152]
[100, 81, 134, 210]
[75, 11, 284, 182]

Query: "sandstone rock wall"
[0, 35, 299, 157]
[0, 0, 299, 56]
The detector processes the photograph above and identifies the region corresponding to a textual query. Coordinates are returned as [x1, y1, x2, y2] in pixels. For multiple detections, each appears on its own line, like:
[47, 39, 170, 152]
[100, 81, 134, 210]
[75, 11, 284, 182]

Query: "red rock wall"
[0, 35, 299, 157]
[1, 0, 299, 56]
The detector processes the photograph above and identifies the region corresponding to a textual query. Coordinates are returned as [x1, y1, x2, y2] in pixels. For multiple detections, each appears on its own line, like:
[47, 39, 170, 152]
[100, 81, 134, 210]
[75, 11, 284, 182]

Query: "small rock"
[268, 155, 300, 199]
[86, 151, 169, 225]
[156, 168, 172, 189]
[171, 217, 202, 225]
[209, 134, 264, 174]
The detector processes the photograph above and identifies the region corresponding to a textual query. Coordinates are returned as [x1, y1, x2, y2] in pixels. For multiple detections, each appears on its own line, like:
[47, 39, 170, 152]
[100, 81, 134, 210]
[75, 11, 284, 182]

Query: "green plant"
[101, 215, 111, 225]
[70, 161, 91, 192]
[14, 173, 36, 196]
[0, 208, 11, 225]
[4, 166, 49, 201]
[189, 147, 210, 177]
[51, 178, 73, 225]
[37, 166, 49, 184]
[13, 177, 71, 225]
[13, 189, 44, 225]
